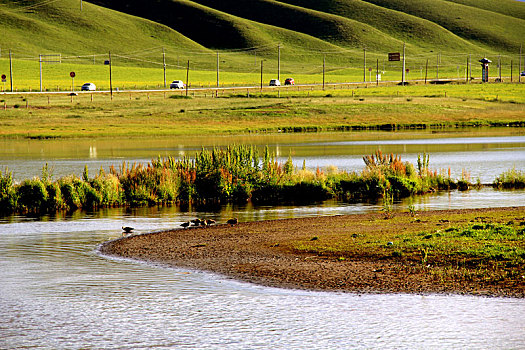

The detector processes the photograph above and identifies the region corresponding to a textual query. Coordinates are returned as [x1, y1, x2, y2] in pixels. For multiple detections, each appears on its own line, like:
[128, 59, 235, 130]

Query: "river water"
[1, 130, 524, 349]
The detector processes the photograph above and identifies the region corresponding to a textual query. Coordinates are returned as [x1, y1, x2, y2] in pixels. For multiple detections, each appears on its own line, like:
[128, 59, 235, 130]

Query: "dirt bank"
[100, 207, 525, 298]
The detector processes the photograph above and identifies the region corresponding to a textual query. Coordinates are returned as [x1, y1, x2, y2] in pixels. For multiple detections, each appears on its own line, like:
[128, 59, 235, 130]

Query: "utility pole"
[323, 54, 325, 90]
[469, 54, 472, 81]
[424, 58, 428, 84]
[498, 54, 502, 82]
[216, 51, 219, 88]
[402, 42, 406, 85]
[9, 49, 13, 92]
[277, 44, 281, 81]
[260, 60, 263, 92]
[109, 51, 113, 99]
[39, 54, 43, 92]
[162, 48, 166, 89]
[376, 58, 379, 86]
[363, 48, 366, 82]
[436, 53, 439, 80]
[466, 55, 469, 83]
[518, 44, 525, 83]
[185, 60, 189, 96]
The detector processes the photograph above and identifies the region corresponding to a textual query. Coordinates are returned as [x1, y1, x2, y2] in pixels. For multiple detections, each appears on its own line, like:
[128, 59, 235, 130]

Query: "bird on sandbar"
[226, 218, 238, 226]
[180, 221, 190, 229]
[122, 226, 134, 234]
[191, 218, 203, 226]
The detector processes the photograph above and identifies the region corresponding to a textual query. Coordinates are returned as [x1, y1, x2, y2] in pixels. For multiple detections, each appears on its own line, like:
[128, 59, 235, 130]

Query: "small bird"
[191, 218, 202, 226]
[122, 226, 134, 234]
[180, 221, 190, 229]
[226, 218, 238, 226]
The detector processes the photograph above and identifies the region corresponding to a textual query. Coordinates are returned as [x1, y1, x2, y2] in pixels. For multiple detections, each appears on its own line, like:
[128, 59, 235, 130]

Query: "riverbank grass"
[290, 208, 525, 291]
[1, 83, 525, 138]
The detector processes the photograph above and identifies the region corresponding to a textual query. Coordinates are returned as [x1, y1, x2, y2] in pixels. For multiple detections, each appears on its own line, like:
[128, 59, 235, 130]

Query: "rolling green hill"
[0, 0, 524, 81]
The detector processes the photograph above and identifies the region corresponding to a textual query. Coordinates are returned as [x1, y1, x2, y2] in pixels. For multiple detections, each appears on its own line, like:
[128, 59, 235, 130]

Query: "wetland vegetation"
[1, 146, 523, 216]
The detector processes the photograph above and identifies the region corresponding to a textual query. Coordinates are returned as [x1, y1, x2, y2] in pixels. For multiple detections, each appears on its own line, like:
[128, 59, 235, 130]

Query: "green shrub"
[59, 177, 83, 210]
[90, 173, 121, 206]
[18, 178, 48, 212]
[45, 182, 65, 211]
[0, 169, 17, 213]
[387, 175, 418, 197]
[494, 168, 525, 189]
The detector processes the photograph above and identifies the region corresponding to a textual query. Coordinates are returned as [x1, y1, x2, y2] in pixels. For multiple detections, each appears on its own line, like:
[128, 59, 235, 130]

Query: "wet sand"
[100, 207, 525, 298]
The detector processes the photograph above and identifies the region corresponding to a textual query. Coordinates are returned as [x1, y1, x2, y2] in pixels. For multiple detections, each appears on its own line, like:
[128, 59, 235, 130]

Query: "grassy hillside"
[0, 0, 524, 89]
[87, 0, 525, 55]
[0, 0, 205, 56]
[193, 0, 479, 53]
[447, 0, 525, 21]
[363, 0, 525, 52]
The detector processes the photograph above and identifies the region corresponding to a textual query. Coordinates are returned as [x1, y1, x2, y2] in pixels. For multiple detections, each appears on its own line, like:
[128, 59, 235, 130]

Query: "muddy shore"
[100, 207, 525, 298]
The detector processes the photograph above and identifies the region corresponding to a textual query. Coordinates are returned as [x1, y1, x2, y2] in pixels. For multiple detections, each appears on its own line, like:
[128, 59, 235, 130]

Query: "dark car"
[284, 78, 295, 85]
[81, 83, 96, 91]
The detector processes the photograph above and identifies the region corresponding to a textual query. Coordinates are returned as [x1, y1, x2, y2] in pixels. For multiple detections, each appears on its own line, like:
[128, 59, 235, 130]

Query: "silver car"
[170, 80, 185, 89]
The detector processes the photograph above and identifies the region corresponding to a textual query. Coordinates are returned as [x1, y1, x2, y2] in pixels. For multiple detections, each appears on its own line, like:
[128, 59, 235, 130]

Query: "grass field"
[1, 56, 524, 93]
[1, 83, 524, 138]
[1, 0, 524, 92]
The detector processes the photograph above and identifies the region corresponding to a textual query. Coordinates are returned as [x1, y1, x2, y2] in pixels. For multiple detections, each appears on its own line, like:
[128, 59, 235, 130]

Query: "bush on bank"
[0, 147, 520, 215]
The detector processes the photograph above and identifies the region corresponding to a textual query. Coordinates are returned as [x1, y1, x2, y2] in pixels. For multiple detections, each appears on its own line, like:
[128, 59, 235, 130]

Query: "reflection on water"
[1, 130, 524, 182]
[1, 198, 525, 349]
[1, 129, 525, 348]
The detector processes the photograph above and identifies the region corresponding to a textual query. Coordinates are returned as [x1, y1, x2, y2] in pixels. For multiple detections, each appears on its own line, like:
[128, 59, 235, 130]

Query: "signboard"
[388, 52, 401, 61]
[1, 74, 5, 83]
[70, 72, 76, 78]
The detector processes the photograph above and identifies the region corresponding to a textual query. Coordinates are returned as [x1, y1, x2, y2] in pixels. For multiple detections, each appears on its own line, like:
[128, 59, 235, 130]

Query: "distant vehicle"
[81, 83, 96, 91]
[284, 78, 295, 85]
[521, 71, 525, 77]
[269, 79, 281, 86]
[170, 80, 185, 89]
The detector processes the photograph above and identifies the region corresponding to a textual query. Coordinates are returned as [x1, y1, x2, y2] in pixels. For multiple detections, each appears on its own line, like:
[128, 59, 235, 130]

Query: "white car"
[170, 80, 185, 89]
[81, 83, 96, 91]
[269, 79, 281, 86]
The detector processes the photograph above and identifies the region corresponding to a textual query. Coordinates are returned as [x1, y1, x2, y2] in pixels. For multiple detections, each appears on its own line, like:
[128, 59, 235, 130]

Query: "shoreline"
[100, 207, 525, 298]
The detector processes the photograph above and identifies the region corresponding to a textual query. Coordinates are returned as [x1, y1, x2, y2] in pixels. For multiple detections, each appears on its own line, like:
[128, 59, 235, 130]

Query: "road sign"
[1, 74, 5, 83]
[388, 52, 401, 61]
[70, 71, 76, 78]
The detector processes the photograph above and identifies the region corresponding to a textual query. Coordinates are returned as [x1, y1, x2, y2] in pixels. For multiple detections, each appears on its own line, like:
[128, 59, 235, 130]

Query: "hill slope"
[0, 0, 205, 56]
[1, 0, 523, 73]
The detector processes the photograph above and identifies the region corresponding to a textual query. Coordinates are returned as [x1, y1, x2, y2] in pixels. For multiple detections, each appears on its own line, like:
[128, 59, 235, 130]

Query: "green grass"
[1, 0, 524, 86]
[290, 207, 525, 287]
[1, 83, 524, 138]
[494, 168, 525, 189]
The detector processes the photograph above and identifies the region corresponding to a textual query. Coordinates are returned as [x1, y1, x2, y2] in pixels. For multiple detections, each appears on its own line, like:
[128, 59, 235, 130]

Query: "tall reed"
[2, 148, 515, 216]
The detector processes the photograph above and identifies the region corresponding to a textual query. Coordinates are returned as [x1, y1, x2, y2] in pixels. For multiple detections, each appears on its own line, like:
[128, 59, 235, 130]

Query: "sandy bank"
[100, 207, 525, 298]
